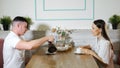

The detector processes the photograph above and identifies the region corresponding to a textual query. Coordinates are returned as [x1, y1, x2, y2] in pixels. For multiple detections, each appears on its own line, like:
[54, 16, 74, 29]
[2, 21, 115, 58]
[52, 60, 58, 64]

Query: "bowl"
[56, 44, 71, 51]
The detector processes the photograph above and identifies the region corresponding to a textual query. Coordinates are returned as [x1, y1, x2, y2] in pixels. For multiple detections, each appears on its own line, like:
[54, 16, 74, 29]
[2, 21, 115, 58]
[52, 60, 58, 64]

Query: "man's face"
[18, 22, 28, 35]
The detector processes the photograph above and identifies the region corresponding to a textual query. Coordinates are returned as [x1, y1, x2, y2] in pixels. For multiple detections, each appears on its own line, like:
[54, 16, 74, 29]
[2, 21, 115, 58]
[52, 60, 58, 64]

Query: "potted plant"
[0, 16, 12, 30]
[109, 14, 120, 29]
[24, 17, 33, 29]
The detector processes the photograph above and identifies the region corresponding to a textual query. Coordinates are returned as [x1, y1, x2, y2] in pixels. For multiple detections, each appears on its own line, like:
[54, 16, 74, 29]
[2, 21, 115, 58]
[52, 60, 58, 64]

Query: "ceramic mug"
[75, 48, 82, 53]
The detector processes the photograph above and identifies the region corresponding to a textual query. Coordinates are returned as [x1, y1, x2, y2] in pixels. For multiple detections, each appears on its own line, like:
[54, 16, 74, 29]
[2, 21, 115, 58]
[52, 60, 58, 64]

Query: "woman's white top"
[90, 37, 113, 64]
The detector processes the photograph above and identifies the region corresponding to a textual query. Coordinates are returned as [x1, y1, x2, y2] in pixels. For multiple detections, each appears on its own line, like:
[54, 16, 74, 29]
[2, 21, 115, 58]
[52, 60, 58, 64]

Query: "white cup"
[75, 48, 82, 53]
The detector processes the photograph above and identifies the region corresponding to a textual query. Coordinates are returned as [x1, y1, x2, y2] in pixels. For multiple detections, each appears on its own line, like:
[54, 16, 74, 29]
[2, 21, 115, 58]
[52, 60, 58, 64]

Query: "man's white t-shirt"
[3, 31, 25, 68]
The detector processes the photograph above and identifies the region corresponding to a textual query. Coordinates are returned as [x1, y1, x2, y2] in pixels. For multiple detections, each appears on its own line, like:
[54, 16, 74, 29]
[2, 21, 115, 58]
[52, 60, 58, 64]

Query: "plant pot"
[112, 24, 118, 29]
[3, 24, 10, 30]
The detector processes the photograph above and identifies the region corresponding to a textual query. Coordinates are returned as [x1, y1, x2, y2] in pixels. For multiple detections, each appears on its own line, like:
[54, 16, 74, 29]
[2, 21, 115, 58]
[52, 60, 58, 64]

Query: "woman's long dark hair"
[93, 19, 113, 50]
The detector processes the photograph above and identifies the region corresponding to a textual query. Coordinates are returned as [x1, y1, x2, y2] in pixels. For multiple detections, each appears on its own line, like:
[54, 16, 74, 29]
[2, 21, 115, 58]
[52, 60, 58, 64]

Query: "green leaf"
[109, 14, 120, 24]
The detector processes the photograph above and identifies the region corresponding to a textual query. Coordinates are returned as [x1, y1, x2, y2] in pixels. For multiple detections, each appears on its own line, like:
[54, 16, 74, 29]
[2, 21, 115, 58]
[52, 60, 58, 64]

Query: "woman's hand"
[80, 48, 91, 54]
[79, 45, 91, 50]
[81, 48, 98, 57]
[81, 48, 104, 64]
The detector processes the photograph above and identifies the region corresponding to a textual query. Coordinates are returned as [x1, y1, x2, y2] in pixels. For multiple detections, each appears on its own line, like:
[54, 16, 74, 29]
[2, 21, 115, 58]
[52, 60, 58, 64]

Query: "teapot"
[48, 41, 57, 53]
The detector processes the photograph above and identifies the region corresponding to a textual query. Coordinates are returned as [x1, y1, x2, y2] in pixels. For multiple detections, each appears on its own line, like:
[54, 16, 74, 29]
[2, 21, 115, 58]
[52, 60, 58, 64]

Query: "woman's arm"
[81, 48, 108, 66]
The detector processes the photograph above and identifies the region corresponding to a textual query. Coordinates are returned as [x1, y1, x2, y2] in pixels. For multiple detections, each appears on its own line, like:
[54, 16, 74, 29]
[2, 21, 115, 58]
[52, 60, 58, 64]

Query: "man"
[3, 16, 54, 68]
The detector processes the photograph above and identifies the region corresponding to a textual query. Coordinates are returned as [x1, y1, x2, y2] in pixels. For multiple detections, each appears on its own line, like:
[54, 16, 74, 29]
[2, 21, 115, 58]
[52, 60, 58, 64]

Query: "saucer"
[74, 51, 84, 55]
[45, 51, 56, 55]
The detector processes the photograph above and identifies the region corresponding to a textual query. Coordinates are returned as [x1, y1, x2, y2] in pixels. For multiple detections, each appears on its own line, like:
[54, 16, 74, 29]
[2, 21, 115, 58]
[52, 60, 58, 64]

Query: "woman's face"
[91, 23, 101, 36]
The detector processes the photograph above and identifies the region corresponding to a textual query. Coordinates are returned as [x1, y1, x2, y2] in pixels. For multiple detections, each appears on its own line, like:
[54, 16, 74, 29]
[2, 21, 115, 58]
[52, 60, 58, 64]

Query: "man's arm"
[15, 36, 54, 50]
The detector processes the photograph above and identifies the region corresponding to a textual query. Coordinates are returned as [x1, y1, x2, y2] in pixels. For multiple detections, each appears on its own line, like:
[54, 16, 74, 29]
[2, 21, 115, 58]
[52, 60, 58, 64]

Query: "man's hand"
[47, 35, 54, 42]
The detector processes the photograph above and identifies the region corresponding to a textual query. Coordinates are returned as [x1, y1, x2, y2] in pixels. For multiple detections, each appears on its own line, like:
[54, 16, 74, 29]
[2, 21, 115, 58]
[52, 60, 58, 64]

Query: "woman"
[80, 19, 114, 68]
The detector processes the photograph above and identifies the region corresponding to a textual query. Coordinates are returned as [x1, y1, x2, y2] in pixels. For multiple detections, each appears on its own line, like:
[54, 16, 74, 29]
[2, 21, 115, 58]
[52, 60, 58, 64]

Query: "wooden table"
[26, 46, 98, 68]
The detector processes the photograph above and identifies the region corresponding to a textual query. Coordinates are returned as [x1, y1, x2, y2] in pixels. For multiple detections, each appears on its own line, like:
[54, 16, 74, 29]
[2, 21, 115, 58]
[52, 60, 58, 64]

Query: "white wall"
[0, 0, 120, 30]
